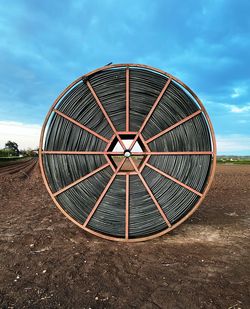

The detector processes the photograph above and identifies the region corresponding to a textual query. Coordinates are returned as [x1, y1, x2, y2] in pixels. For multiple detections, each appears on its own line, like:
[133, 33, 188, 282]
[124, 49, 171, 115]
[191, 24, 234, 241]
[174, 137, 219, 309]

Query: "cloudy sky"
[0, 0, 249, 154]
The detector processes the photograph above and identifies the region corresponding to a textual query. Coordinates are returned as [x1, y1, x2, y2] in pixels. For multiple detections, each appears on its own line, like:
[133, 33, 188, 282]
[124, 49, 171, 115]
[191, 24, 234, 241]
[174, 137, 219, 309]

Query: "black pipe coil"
[42, 65, 214, 239]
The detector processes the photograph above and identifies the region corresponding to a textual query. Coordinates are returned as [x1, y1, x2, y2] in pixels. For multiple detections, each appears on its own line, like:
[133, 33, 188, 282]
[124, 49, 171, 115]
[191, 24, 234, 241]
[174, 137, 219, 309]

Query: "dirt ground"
[0, 164, 249, 309]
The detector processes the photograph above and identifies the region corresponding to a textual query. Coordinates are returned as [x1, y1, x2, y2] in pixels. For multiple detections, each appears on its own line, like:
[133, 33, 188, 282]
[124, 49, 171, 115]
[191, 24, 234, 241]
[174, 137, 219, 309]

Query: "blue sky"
[0, 0, 249, 154]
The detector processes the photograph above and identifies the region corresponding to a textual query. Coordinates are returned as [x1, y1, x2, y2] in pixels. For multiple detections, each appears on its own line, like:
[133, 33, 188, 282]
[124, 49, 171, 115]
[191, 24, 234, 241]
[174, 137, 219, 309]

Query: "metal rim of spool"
[39, 63, 216, 242]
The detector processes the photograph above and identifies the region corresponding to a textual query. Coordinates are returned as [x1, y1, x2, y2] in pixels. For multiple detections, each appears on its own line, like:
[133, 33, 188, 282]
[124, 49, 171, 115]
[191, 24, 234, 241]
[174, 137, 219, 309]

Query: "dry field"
[0, 162, 249, 308]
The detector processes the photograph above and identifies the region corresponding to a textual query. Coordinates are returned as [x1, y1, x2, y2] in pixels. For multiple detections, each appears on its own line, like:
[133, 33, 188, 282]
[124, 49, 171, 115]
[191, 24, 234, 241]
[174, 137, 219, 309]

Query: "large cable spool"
[39, 64, 216, 242]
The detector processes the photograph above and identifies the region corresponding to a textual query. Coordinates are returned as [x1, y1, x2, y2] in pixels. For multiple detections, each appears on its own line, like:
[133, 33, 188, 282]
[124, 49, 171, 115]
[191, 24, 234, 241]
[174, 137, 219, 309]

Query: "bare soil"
[0, 164, 249, 309]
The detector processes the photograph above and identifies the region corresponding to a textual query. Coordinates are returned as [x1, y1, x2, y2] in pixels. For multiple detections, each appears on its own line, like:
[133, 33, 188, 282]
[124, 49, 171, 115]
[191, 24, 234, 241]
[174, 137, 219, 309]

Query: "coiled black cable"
[41, 64, 215, 240]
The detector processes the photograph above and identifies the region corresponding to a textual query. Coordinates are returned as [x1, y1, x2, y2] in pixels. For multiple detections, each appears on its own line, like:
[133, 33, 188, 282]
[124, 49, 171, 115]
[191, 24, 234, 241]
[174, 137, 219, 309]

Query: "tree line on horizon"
[0, 141, 38, 158]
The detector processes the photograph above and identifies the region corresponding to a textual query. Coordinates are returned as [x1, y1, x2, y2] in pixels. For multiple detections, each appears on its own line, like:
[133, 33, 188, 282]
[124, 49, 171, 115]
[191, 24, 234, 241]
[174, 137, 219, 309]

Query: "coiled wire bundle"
[39, 64, 216, 242]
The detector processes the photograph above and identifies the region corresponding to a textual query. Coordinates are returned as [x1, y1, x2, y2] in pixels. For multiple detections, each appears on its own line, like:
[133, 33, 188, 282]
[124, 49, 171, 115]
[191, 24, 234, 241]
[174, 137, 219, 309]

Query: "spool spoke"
[54, 109, 109, 143]
[132, 151, 213, 155]
[126, 67, 130, 132]
[41, 151, 124, 155]
[86, 80, 126, 150]
[128, 78, 172, 151]
[53, 163, 110, 197]
[83, 157, 126, 228]
[104, 135, 116, 151]
[146, 110, 202, 144]
[125, 174, 129, 239]
[139, 133, 151, 152]
[138, 154, 151, 172]
[145, 162, 203, 197]
[104, 154, 116, 172]
[129, 157, 171, 228]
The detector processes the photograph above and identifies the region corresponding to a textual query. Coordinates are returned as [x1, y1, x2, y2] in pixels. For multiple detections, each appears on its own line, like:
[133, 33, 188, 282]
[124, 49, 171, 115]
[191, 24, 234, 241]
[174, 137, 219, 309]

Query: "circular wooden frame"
[39, 63, 216, 242]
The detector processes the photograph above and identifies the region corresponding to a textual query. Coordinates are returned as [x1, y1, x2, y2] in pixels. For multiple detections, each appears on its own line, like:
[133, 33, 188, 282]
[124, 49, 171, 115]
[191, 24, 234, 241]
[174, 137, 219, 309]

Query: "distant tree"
[19, 148, 38, 157]
[5, 141, 20, 156]
[0, 149, 12, 157]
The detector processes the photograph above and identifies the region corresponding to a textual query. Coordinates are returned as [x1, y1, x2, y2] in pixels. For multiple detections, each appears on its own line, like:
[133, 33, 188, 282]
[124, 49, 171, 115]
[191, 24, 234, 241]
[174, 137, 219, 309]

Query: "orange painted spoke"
[132, 151, 213, 155]
[104, 135, 115, 151]
[126, 67, 130, 132]
[54, 109, 109, 143]
[86, 80, 126, 150]
[129, 158, 171, 228]
[139, 78, 172, 133]
[117, 131, 137, 135]
[139, 155, 151, 172]
[41, 150, 124, 155]
[146, 163, 203, 197]
[116, 134, 127, 150]
[53, 163, 110, 197]
[139, 133, 151, 152]
[110, 152, 125, 156]
[129, 78, 172, 151]
[146, 110, 202, 144]
[104, 154, 116, 172]
[117, 171, 137, 175]
[125, 174, 129, 240]
[83, 157, 126, 227]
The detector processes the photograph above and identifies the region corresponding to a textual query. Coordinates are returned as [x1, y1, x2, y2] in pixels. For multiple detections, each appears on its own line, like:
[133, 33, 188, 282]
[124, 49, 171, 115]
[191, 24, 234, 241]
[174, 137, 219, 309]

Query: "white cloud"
[217, 134, 250, 154]
[224, 103, 250, 113]
[0, 121, 41, 150]
[231, 86, 247, 98]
